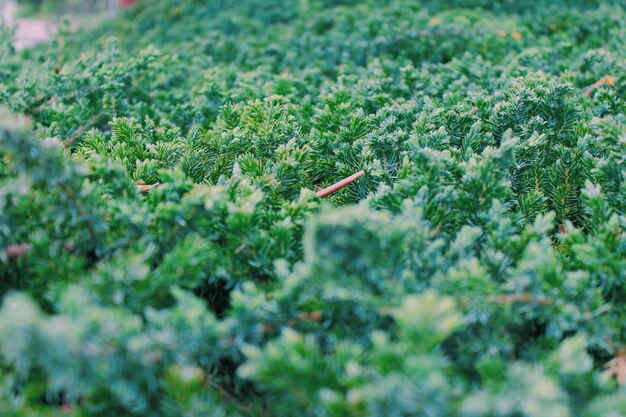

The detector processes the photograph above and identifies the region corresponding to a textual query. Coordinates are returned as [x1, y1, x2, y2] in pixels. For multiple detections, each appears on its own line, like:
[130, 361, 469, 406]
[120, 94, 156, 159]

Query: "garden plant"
[0, 0, 625, 415]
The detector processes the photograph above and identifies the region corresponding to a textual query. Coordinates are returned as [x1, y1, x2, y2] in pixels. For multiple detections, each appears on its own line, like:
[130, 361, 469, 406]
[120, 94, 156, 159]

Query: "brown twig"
[54, 33, 65, 74]
[315, 170, 364, 198]
[586, 75, 615, 97]
[136, 181, 160, 192]
[605, 350, 626, 385]
[299, 311, 322, 321]
[5, 244, 32, 259]
[389, 97, 402, 110]
[489, 293, 553, 305]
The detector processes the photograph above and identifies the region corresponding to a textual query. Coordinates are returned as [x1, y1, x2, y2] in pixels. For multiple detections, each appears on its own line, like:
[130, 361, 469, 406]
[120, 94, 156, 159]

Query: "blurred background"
[1, 0, 135, 49]
[3, 0, 130, 17]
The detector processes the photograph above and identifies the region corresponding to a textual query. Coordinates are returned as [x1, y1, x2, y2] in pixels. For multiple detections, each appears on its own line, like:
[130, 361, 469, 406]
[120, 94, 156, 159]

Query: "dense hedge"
[0, 0, 625, 415]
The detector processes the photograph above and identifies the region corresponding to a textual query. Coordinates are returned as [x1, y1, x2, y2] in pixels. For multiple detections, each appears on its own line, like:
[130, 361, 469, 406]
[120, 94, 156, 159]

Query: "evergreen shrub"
[0, 0, 625, 415]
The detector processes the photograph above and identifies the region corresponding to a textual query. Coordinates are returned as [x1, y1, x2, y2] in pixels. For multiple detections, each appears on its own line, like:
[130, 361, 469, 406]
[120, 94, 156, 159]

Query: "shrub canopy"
[0, 0, 625, 415]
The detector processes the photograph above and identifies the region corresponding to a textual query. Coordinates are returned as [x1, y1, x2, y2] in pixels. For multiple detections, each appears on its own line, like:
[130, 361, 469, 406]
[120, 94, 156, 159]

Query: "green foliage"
[1, 0, 625, 415]
[238, 291, 462, 417]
